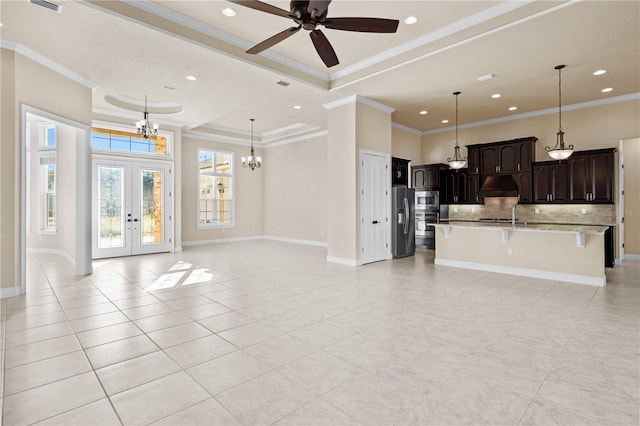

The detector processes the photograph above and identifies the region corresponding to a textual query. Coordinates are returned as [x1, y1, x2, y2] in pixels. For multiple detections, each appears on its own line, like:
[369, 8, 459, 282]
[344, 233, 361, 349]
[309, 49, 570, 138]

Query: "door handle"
[133, 218, 139, 222]
[372, 220, 379, 224]
[403, 198, 409, 235]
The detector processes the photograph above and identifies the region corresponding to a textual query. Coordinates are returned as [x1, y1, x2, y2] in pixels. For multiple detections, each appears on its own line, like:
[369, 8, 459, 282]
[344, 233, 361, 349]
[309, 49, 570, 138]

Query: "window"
[91, 127, 169, 156]
[38, 125, 56, 233]
[198, 150, 233, 227]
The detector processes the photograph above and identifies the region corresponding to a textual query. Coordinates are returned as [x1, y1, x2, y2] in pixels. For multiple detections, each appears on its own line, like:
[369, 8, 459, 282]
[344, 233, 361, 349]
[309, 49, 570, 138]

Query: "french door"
[92, 157, 172, 259]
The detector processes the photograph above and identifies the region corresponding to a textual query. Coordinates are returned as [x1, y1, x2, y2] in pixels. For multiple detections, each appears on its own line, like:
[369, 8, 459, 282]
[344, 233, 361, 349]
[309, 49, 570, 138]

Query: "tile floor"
[1, 240, 638, 425]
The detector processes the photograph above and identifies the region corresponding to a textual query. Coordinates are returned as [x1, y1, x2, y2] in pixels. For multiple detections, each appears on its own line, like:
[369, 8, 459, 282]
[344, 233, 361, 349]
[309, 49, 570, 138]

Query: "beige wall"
[623, 138, 640, 256]
[181, 136, 264, 244]
[262, 136, 327, 243]
[1, 49, 92, 294]
[392, 127, 422, 164]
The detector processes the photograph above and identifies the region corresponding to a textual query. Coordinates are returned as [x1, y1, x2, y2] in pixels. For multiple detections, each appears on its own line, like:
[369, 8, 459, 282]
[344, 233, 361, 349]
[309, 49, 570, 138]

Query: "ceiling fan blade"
[323, 17, 399, 33]
[246, 26, 301, 54]
[227, 0, 291, 18]
[310, 29, 339, 68]
[307, 0, 331, 18]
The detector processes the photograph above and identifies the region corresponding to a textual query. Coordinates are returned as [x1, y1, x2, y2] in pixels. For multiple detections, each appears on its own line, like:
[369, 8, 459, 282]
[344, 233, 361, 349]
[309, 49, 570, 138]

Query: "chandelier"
[545, 65, 574, 160]
[241, 118, 262, 171]
[135, 95, 159, 139]
[447, 91, 467, 169]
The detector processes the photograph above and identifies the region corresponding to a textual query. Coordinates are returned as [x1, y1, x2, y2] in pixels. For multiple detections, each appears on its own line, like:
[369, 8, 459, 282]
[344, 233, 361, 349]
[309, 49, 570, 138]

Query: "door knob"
[372, 220, 379, 224]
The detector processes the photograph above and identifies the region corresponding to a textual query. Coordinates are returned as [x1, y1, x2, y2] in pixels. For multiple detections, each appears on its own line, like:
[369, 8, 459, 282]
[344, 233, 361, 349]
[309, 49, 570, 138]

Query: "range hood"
[479, 175, 519, 197]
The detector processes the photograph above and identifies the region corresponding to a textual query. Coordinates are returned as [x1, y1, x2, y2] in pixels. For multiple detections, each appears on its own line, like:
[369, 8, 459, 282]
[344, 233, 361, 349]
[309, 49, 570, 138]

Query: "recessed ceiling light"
[222, 8, 236, 17]
[441, 120, 449, 124]
[601, 87, 613, 93]
[419, 110, 428, 115]
[508, 106, 518, 111]
[293, 105, 302, 110]
[491, 93, 501, 99]
[593, 69, 607, 76]
[404, 16, 418, 25]
[185, 75, 197, 81]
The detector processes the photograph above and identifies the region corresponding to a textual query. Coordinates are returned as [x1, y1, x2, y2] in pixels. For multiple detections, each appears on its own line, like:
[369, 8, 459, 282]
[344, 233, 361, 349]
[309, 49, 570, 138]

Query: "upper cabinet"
[392, 157, 410, 187]
[467, 146, 480, 175]
[533, 162, 569, 203]
[478, 137, 536, 175]
[412, 164, 448, 190]
[568, 149, 614, 203]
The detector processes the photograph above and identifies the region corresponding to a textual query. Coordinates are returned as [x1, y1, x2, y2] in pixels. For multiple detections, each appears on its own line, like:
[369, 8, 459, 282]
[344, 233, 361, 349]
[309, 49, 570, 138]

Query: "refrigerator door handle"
[403, 197, 410, 235]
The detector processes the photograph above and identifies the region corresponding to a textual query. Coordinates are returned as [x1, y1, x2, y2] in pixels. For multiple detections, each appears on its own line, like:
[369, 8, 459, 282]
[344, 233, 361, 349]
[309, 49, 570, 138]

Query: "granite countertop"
[433, 221, 609, 234]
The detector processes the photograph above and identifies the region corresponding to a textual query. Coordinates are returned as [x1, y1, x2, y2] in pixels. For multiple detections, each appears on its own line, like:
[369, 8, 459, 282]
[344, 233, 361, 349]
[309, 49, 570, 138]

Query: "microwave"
[415, 190, 439, 211]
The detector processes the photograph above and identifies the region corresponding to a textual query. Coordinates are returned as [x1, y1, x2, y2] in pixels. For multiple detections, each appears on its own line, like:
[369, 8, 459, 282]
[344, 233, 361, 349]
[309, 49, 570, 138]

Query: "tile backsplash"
[448, 202, 616, 225]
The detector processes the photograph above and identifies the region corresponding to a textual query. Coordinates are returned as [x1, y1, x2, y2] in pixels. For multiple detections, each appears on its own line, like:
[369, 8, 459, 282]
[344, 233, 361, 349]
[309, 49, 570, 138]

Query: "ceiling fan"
[227, 0, 400, 67]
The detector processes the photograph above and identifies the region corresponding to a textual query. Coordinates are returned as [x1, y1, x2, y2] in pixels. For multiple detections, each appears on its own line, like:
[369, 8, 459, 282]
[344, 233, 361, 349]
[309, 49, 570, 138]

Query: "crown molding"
[323, 95, 395, 113]
[92, 108, 184, 128]
[392, 122, 422, 136]
[1, 40, 97, 90]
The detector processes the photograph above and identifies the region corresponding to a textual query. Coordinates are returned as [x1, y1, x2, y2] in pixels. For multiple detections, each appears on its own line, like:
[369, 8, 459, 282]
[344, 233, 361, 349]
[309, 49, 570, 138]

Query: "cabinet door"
[568, 155, 590, 202]
[514, 172, 532, 203]
[392, 158, 409, 186]
[468, 174, 480, 203]
[499, 144, 518, 173]
[425, 166, 440, 189]
[467, 146, 479, 175]
[480, 146, 499, 174]
[549, 163, 569, 203]
[455, 170, 468, 203]
[412, 167, 426, 189]
[441, 170, 455, 204]
[533, 164, 550, 203]
[517, 140, 534, 172]
[590, 152, 614, 203]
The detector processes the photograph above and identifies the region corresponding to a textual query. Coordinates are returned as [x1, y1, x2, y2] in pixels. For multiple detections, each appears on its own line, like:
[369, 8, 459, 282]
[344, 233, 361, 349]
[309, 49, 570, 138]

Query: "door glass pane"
[98, 166, 124, 249]
[140, 169, 164, 245]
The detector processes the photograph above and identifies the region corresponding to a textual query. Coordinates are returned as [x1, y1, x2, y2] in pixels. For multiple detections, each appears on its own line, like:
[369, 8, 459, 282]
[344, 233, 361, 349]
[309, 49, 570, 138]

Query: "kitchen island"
[433, 221, 609, 286]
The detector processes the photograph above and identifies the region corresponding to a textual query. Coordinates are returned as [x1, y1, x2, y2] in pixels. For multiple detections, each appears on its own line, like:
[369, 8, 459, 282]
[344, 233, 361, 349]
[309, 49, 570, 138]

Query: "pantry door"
[93, 158, 172, 259]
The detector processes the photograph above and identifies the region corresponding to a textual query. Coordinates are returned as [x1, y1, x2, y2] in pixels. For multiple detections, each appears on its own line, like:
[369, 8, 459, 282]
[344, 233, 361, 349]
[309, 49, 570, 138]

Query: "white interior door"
[93, 158, 172, 259]
[361, 151, 390, 264]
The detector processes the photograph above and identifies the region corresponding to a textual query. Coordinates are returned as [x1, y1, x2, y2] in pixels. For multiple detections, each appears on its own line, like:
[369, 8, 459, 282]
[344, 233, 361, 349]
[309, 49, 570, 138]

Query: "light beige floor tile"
[84, 334, 159, 369]
[216, 371, 316, 425]
[147, 321, 212, 348]
[165, 295, 214, 310]
[96, 350, 181, 395]
[164, 334, 237, 369]
[178, 302, 232, 320]
[4, 302, 63, 319]
[187, 350, 270, 395]
[217, 321, 283, 348]
[133, 311, 192, 333]
[3, 351, 92, 396]
[244, 334, 317, 368]
[289, 321, 355, 348]
[64, 302, 118, 320]
[197, 311, 255, 333]
[34, 399, 121, 426]
[69, 311, 130, 333]
[59, 294, 110, 310]
[278, 351, 363, 395]
[4, 334, 82, 369]
[517, 398, 601, 426]
[4, 321, 74, 348]
[2, 372, 106, 425]
[275, 399, 362, 426]
[4, 311, 68, 333]
[151, 398, 241, 425]
[110, 371, 209, 425]
[122, 302, 174, 320]
[76, 321, 142, 348]
[112, 294, 162, 310]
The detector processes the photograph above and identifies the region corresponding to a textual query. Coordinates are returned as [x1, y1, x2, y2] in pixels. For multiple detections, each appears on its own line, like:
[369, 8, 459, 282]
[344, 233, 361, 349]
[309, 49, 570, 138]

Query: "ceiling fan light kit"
[228, 0, 399, 67]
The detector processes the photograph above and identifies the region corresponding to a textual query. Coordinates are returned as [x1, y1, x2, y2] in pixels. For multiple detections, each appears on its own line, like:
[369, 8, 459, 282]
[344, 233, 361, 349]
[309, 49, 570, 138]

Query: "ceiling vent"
[276, 80, 290, 87]
[28, 0, 62, 13]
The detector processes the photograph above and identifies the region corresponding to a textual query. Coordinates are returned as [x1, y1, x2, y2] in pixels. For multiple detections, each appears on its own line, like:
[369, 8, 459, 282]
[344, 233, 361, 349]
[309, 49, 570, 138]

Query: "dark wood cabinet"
[568, 149, 614, 203]
[533, 162, 569, 203]
[468, 174, 480, 203]
[478, 137, 536, 175]
[467, 146, 480, 175]
[514, 172, 533, 203]
[392, 157, 410, 187]
[441, 168, 469, 204]
[411, 164, 447, 190]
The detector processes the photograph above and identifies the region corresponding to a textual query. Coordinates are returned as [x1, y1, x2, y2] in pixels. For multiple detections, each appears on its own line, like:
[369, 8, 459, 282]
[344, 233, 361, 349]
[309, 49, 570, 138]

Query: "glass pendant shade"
[545, 65, 574, 160]
[447, 91, 467, 169]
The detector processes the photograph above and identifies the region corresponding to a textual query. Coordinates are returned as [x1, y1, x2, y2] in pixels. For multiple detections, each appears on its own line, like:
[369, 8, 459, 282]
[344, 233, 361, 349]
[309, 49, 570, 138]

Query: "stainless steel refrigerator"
[392, 187, 415, 258]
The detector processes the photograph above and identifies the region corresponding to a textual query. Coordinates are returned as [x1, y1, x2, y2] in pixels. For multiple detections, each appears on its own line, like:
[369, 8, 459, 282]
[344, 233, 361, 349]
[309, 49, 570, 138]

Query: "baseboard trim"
[182, 236, 263, 247]
[326, 256, 359, 266]
[435, 257, 606, 287]
[26, 248, 75, 266]
[623, 254, 640, 261]
[1, 286, 23, 299]
[264, 235, 328, 248]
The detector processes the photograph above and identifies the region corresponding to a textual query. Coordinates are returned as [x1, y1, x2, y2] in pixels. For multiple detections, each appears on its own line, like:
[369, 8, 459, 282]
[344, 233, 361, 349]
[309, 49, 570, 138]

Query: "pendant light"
[545, 65, 574, 160]
[241, 118, 262, 171]
[135, 95, 159, 139]
[447, 91, 467, 169]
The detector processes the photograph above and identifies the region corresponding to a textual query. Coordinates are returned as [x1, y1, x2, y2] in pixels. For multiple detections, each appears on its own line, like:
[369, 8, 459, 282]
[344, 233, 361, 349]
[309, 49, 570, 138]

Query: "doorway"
[92, 157, 173, 259]
[360, 150, 390, 264]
